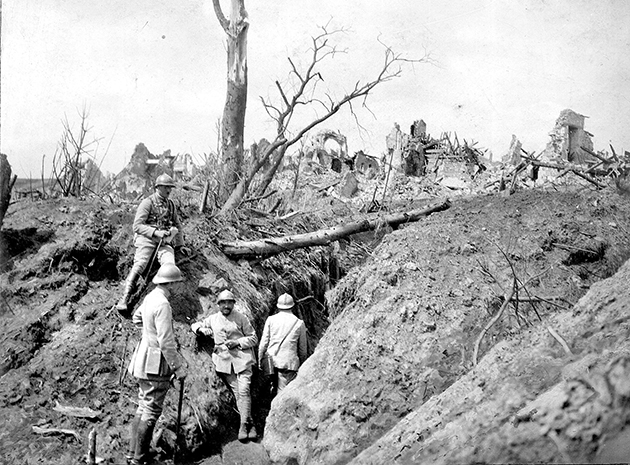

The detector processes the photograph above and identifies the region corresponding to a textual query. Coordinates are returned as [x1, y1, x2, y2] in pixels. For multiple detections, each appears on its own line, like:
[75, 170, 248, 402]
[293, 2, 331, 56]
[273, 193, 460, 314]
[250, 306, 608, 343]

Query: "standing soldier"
[126, 263, 187, 465]
[258, 293, 308, 394]
[191, 290, 259, 442]
[116, 173, 188, 315]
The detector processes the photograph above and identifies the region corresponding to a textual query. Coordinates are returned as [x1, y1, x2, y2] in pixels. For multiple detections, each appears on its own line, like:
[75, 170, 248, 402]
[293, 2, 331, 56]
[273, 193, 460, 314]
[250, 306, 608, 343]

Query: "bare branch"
[275, 80, 290, 108]
[220, 24, 428, 213]
[212, 0, 229, 32]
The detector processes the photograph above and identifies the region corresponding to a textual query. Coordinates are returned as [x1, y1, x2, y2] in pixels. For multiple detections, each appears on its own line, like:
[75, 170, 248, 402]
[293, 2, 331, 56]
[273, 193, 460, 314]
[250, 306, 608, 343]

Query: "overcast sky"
[2, 0, 629, 178]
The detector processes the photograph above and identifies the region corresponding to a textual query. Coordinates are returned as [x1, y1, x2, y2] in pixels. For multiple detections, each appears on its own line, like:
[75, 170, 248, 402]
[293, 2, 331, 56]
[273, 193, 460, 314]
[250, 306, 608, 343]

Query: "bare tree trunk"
[220, 199, 451, 259]
[213, 0, 249, 204]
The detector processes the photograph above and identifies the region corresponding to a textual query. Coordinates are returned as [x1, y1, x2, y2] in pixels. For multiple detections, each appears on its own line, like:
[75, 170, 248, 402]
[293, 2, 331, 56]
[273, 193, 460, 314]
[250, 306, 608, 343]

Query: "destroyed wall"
[110, 143, 176, 200]
[303, 130, 349, 173]
[173, 153, 196, 180]
[385, 123, 408, 170]
[83, 158, 109, 193]
[543, 109, 595, 164]
[354, 151, 380, 179]
[386, 121, 485, 185]
[411, 119, 427, 137]
[502, 135, 523, 165]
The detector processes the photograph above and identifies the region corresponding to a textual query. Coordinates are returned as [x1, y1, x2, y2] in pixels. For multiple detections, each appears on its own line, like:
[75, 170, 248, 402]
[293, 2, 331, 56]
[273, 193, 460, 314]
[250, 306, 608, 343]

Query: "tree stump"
[0, 154, 16, 229]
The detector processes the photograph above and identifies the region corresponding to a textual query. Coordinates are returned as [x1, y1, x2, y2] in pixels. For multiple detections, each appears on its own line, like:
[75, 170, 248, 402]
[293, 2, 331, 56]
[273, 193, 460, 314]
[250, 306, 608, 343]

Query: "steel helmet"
[152, 264, 184, 284]
[276, 293, 295, 309]
[217, 290, 236, 303]
[155, 173, 176, 188]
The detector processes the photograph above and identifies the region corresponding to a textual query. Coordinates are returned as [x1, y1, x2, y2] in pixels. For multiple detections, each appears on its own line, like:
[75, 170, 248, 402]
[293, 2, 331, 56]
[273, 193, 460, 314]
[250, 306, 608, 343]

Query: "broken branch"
[473, 277, 517, 366]
[546, 326, 573, 356]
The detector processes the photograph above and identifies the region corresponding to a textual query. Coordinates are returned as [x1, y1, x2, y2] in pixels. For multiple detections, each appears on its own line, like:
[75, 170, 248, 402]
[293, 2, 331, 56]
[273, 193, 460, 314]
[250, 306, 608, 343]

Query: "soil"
[1, 168, 630, 465]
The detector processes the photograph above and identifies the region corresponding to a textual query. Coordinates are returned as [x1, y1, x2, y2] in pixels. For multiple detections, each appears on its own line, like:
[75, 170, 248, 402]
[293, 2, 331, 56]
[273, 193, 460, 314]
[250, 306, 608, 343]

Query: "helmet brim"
[153, 276, 184, 284]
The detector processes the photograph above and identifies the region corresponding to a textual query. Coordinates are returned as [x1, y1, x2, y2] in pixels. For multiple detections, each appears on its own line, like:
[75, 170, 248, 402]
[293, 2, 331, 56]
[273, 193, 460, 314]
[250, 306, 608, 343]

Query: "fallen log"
[220, 199, 451, 259]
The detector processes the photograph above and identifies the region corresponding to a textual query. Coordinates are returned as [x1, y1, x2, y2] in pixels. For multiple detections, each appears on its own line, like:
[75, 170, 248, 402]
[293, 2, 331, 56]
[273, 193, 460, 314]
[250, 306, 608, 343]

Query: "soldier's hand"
[154, 229, 170, 239]
[171, 367, 187, 385]
[191, 322, 211, 337]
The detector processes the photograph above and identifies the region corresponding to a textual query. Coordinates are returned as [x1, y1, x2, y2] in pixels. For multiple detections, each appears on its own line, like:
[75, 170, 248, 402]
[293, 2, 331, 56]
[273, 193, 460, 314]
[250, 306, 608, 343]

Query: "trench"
[172, 234, 380, 463]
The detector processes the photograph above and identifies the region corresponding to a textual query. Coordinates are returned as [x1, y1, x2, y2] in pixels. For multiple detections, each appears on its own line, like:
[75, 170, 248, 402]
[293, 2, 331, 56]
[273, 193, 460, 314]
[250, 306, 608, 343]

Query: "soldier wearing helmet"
[116, 173, 189, 315]
[191, 290, 259, 442]
[126, 263, 187, 465]
[259, 293, 308, 395]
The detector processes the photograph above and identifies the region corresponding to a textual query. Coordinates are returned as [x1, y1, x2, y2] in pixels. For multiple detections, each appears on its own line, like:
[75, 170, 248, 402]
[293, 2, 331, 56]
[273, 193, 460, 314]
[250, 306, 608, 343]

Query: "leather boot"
[247, 419, 258, 440]
[238, 422, 248, 442]
[116, 270, 140, 314]
[132, 418, 156, 465]
[126, 415, 141, 464]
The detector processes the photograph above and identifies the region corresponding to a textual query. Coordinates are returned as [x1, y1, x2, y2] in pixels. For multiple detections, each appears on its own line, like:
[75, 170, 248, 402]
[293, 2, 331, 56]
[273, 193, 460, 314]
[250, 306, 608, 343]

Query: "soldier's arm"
[258, 319, 271, 363]
[236, 314, 258, 349]
[133, 198, 157, 239]
[156, 302, 182, 372]
[297, 322, 308, 365]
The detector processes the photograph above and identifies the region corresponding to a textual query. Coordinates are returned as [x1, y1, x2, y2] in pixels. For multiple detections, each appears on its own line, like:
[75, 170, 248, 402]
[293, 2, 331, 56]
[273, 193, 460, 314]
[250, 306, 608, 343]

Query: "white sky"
[2, 0, 629, 177]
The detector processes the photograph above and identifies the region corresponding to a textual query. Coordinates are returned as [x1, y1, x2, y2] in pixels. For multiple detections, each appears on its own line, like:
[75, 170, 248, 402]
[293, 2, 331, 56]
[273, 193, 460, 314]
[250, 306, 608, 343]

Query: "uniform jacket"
[259, 311, 307, 371]
[127, 286, 182, 381]
[196, 310, 258, 374]
[133, 192, 183, 247]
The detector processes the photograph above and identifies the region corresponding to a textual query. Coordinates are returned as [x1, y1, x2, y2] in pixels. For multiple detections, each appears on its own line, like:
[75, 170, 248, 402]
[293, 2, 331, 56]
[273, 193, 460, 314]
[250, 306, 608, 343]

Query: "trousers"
[219, 366, 253, 423]
[136, 379, 170, 422]
[131, 236, 175, 276]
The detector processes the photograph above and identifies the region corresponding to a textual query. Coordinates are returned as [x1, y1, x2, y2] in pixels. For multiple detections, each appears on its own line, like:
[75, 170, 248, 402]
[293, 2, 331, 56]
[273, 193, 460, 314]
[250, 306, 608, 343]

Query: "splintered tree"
[211, 1, 427, 214]
[212, 0, 249, 205]
[213, 21, 427, 215]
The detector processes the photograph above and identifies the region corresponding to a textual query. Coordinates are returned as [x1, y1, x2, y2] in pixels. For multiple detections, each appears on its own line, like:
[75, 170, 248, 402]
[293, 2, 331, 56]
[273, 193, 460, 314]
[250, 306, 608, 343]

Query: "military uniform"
[193, 302, 258, 440]
[126, 264, 185, 465]
[130, 192, 183, 276]
[259, 310, 307, 392]
[116, 173, 185, 314]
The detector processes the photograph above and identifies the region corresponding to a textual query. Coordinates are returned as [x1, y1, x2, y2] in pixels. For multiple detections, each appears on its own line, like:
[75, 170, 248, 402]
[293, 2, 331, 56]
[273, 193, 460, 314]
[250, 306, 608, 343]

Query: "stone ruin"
[110, 143, 197, 200]
[354, 150, 380, 179]
[302, 129, 350, 173]
[543, 109, 595, 164]
[386, 120, 487, 188]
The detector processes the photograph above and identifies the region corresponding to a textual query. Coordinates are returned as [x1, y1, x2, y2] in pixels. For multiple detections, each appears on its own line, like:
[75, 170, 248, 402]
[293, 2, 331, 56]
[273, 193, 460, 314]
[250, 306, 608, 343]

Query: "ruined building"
[386, 120, 486, 186]
[543, 109, 595, 164]
[302, 130, 350, 173]
[110, 143, 194, 200]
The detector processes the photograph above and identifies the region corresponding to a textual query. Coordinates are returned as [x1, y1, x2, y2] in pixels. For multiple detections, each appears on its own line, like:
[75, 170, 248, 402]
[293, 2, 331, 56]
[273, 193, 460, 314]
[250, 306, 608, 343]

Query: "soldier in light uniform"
[116, 173, 188, 314]
[126, 263, 187, 465]
[259, 293, 308, 394]
[191, 290, 259, 442]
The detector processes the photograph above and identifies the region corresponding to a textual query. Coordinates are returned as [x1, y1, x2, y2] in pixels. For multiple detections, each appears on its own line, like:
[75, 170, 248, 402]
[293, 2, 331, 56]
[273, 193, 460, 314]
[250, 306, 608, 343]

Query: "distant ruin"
[543, 109, 595, 164]
[302, 130, 350, 173]
[110, 143, 196, 200]
[386, 120, 487, 188]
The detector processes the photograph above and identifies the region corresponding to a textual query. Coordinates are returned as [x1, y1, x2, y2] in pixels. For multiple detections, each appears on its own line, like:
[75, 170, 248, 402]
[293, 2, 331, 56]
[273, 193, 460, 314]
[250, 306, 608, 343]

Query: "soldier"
[191, 290, 259, 442]
[259, 293, 308, 394]
[126, 263, 187, 465]
[116, 173, 189, 315]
